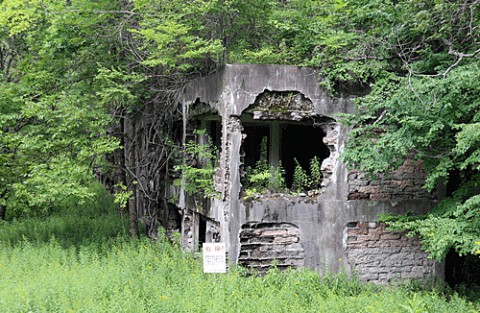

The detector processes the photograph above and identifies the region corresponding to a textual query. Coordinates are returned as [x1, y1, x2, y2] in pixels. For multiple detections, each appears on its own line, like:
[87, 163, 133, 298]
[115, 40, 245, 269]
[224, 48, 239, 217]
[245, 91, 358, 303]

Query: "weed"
[0, 212, 478, 312]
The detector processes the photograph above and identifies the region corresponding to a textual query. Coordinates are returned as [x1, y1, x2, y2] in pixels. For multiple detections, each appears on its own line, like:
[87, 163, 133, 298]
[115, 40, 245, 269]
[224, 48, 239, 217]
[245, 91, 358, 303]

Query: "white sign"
[203, 242, 226, 273]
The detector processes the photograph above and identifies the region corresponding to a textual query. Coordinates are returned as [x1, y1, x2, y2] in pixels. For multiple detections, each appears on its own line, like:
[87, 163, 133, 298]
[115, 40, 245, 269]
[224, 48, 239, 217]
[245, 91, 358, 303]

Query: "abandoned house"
[171, 64, 444, 284]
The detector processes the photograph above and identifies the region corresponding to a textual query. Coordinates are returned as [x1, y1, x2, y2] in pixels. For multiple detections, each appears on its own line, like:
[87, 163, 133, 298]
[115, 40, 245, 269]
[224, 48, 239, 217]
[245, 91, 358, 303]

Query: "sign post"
[203, 242, 227, 274]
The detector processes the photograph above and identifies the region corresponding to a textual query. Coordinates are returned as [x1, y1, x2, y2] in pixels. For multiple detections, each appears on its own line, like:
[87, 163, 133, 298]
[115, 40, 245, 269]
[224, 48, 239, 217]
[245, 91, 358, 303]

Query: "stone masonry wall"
[348, 159, 435, 201]
[238, 222, 305, 273]
[345, 222, 435, 283]
[182, 210, 195, 252]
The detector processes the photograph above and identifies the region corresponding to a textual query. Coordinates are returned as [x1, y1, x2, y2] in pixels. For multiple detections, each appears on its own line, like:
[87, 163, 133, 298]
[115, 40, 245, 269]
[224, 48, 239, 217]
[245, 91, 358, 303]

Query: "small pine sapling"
[292, 158, 309, 192]
[309, 156, 322, 190]
[267, 162, 286, 193]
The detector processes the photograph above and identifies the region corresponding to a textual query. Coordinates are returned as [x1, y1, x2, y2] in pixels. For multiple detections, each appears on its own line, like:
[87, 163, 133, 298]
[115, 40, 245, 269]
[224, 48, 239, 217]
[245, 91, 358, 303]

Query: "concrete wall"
[177, 64, 440, 284]
[181, 64, 352, 117]
[235, 198, 436, 278]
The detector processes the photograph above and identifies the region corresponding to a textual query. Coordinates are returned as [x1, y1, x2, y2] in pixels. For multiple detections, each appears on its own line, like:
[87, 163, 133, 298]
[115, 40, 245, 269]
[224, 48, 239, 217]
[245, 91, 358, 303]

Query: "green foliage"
[309, 156, 322, 190]
[94, 67, 146, 110]
[246, 160, 285, 193]
[292, 158, 309, 193]
[0, 0, 230, 220]
[243, 188, 259, 200]
[243, 136, 286, 195]
[0, 215, 478, 312]
[0, 0, 125, 218]
[245, 159, 271, 192]
[0, 192, 126, 247]
[244, 155, 325, 196]
[380, 179, 480, 261]
[130, 0, 224, 72]
[174, 131, 218, 198]
[113, 183, 133, 211]
[244, 160, 286, 195]
[343, 64, 480, 259]
[335, 1, 480, 259]
[268, 163, 287, 193]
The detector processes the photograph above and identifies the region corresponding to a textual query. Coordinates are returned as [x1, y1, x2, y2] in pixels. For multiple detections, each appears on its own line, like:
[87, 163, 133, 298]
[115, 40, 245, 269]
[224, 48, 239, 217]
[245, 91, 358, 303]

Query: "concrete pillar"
[198, 120, 208, 146]
[269, 122, 281, 167]
[217, 115, 244, 265]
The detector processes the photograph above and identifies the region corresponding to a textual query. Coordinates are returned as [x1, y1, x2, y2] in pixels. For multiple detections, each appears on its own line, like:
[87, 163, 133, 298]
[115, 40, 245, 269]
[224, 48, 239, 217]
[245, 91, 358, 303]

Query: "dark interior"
[199, 215, 207, 247]
[242, 124, 270, 169]
[241, 121, 330, 189]
[445, 248, 480, 287]
[281, 124, 330, 188]
[207, 120, 222, 149]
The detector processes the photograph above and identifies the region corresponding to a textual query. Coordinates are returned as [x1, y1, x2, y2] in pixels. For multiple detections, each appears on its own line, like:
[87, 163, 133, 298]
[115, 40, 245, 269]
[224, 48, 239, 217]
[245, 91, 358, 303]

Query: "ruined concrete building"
[172, 64, 442, 284]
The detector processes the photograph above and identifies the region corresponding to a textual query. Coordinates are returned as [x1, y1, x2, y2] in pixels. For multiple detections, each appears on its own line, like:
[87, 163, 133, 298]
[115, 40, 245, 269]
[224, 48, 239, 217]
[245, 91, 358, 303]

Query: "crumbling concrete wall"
[181, 64, 352, 118]
[345, 222, 435, 283]
[177, 64, 441, 284]
[236, 197, 439, 282]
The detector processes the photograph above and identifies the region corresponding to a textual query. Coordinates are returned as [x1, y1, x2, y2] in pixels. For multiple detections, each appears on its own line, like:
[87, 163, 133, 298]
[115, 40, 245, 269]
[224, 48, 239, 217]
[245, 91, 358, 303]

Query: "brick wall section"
[345, 222, 435, 283]
[348, 159, 436, 201]
[239, 223, 305, 273]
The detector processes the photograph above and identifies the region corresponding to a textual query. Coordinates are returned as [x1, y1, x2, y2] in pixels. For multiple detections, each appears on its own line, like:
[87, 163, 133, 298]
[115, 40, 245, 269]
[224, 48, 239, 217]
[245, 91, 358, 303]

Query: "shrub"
[292, 158, 309, 192]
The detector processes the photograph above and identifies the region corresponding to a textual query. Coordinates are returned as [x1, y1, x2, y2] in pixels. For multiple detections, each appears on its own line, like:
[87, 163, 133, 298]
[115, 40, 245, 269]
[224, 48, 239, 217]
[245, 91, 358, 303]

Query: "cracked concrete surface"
[175, 64, 442, 283]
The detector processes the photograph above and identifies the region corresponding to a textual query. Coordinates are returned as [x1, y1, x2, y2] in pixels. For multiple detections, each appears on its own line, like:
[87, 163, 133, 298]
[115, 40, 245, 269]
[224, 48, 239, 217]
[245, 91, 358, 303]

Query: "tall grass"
[0, 211, 478, 312]
[0, 212, 128, 248]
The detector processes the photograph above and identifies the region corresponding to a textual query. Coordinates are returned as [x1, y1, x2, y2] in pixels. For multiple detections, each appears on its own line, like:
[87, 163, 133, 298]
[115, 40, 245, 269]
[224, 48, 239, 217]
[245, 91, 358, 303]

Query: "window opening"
[281, 124, 330, 188]
[242, 124, 270, 169]
[207, 120, 221, 149]
[240, 119, 330, 194]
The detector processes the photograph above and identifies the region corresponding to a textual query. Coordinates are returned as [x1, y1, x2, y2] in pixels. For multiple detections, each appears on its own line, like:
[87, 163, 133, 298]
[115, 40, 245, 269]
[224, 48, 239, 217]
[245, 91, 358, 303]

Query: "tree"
[1, 0, 477, 251]
[338, 0, 480, 260]
[0, 0, 124, 219]
[0, 0, 228, 237]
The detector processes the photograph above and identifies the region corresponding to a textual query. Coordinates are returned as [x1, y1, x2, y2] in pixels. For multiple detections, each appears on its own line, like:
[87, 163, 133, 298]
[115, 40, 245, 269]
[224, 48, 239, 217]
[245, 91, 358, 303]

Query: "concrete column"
[198, 120, 208, 146]
[269, 122, 281, 167]
[218, 115, 244, 265]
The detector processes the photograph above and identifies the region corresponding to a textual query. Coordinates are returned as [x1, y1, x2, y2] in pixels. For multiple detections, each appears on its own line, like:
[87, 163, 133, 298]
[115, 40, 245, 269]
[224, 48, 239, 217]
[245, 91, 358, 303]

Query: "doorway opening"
[445, 249, 480, 287]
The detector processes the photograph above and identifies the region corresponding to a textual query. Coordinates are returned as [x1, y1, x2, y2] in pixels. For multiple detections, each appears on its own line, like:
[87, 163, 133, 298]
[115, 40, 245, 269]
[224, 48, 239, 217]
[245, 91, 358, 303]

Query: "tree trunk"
[0, 204, 5, 220]
[0, 192, 5, 220]
[113, 117, 128, 214]
[124, 114, 139, 238]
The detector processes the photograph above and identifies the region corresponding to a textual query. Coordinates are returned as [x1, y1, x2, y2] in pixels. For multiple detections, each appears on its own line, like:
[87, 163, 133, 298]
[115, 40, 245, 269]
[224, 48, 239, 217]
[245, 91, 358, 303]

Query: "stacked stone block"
[348, 159, 435, 200]
[345, 222, 435, 283]
[239, 223, 305, 272]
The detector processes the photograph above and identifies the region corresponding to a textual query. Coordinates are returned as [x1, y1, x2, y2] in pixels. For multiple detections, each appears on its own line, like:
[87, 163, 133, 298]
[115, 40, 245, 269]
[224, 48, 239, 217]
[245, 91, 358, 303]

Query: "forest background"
[0, 0, 479, 261]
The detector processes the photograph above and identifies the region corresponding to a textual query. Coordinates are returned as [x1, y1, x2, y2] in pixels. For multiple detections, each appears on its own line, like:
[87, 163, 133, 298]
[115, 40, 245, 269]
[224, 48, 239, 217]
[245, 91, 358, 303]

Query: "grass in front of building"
[0, 211, 478, 312]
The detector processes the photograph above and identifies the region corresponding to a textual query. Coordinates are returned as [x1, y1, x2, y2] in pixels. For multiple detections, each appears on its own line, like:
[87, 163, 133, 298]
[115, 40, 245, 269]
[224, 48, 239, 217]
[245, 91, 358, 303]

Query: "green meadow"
[0, 209, 478, 313]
